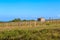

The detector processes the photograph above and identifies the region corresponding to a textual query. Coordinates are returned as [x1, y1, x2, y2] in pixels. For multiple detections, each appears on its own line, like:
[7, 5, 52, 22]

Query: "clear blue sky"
[0, 0, 60, 21]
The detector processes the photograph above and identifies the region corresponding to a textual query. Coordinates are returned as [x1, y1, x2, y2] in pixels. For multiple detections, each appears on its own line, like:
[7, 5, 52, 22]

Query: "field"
[0, 20, 60, 40]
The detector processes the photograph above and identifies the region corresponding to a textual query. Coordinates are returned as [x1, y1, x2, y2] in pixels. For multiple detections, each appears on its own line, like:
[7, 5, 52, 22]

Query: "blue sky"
[0, 0, 60, 21]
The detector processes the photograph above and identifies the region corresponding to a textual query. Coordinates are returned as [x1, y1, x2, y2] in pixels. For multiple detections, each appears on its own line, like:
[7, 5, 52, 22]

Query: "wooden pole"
[34, 21, 36, 27]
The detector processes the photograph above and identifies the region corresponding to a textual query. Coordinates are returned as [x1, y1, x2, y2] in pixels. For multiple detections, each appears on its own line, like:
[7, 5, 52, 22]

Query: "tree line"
[9, 18, 35, 22]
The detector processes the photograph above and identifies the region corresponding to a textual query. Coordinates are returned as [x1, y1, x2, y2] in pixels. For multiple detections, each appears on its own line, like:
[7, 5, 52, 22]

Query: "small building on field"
[37, 18, 46, 22]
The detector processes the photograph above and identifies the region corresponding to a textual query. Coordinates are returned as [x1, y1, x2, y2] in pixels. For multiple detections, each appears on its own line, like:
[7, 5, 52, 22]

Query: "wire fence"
[0, 20, 60, 27]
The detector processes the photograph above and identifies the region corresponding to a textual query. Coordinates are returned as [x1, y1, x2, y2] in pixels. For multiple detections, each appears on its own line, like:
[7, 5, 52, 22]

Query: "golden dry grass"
[0, 21, 60, 40]
[0, 21, 60, 31]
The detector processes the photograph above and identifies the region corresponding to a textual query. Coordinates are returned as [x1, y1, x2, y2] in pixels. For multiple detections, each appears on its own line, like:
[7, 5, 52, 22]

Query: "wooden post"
[29, 21, 31, 27]
[34, 21, 36, 27]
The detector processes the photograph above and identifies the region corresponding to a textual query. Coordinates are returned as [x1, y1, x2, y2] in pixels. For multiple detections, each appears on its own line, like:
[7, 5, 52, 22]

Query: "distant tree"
[10, 18, 21, 22]
[31, 20, 35, 21]
[22, 19, 35, 21]
[23, 19, 27, 21]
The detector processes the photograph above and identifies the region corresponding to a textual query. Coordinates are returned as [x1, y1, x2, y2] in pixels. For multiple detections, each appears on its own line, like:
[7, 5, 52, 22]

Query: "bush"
[10, 18, 21, 22]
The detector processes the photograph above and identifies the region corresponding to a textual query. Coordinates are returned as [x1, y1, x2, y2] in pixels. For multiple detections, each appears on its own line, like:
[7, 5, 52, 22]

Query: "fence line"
[0, 20, 59, 27]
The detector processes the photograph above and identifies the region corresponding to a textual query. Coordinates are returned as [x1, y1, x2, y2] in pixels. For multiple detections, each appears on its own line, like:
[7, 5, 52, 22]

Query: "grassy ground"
[0, 21, 60, 40]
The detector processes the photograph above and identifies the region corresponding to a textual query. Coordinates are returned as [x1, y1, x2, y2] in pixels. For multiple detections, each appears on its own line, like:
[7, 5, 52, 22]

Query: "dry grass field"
[0, 20, 60, 40]
[0, 20, 60, 31]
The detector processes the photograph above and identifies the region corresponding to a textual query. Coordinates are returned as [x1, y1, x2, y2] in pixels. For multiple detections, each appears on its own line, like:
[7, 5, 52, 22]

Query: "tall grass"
[0, 29, 60, 40]
[0, 21, 60, 40]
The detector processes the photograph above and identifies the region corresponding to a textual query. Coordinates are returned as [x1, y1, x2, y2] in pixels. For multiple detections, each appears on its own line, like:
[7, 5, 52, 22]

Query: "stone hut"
[37, 18, 45, 22]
